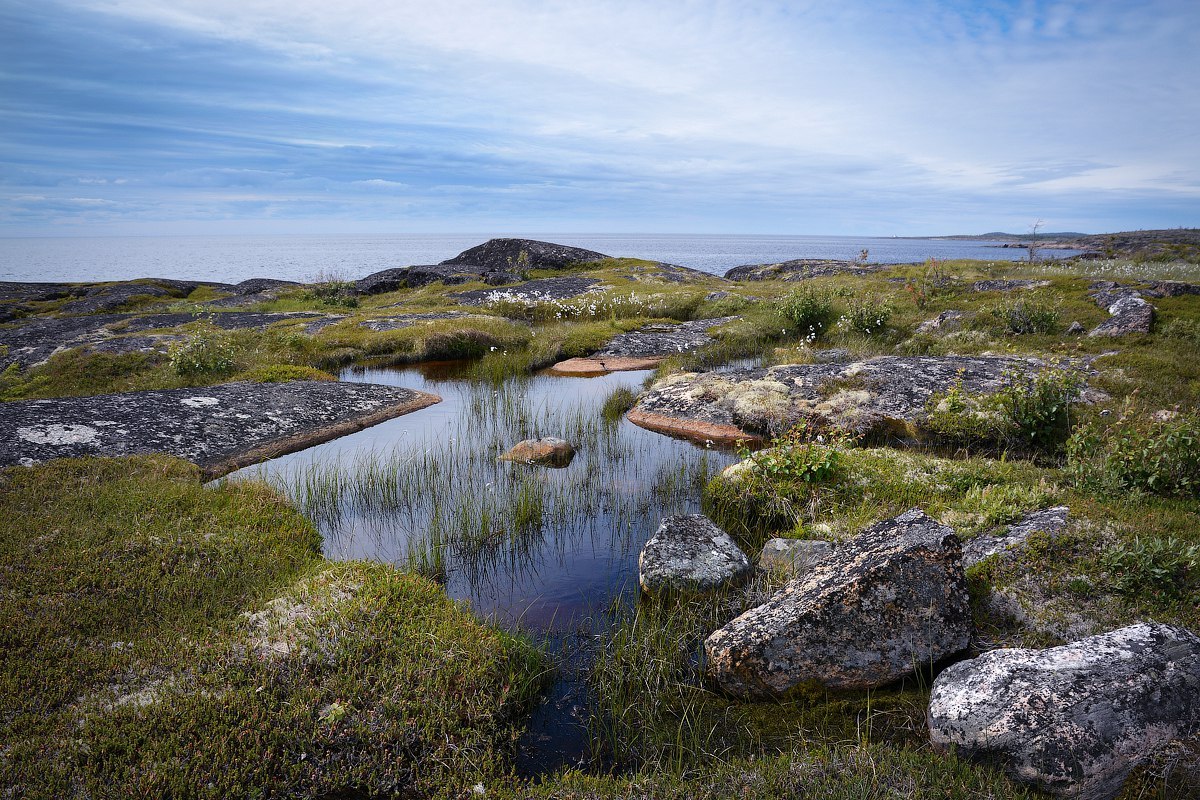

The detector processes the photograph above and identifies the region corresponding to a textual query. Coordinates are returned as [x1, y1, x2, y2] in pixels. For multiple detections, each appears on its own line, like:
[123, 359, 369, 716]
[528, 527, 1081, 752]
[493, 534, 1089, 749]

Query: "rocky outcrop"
[550, 317, 737, 375]
[705, 509, 971, 696]
[628, 355, 1067, 444]
[443, 238, 608, 272]
[916, 310, 965, 334]
[357, 312, 484, 332]
[724, 259, 892, 282]
[0, 381, 440, 478]
[498, 437, 576, 467]
[638, 514, 752, 595]
[756, 538, 834, 575]
[962, 506, 1070, 567]
[450, 276, 601, 306]
[970, 279, 1050, 292]
[928, 622, 1200, 800]
[1090, 295, 1154, 337]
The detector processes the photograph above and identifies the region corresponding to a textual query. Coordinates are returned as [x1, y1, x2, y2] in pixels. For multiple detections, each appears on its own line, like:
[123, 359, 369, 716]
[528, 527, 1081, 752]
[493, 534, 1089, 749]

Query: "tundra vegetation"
[1, 240, 1199, 798]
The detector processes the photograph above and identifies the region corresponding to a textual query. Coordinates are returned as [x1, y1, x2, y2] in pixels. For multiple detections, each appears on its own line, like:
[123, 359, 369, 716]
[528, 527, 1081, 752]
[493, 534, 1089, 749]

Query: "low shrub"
[995, 368, 1082, 453]
[168, 320, 237, 377]
[779, 286, 836, 342]
[1066, 409, 1200, 498]
[987, 298, 1059, 335]
[840, 296, 893, 336]
[303, 280, 359, 308]
[1100, 536, 1200, 604]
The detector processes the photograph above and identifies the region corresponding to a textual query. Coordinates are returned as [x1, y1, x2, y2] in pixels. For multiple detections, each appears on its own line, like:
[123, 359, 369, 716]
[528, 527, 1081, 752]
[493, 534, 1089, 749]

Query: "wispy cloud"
[1, 0, 1197, 235]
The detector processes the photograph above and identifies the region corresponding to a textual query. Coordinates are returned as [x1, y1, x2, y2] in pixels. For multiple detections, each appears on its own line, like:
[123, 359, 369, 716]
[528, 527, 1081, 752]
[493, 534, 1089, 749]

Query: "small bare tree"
[1027, 219, 1044, 263]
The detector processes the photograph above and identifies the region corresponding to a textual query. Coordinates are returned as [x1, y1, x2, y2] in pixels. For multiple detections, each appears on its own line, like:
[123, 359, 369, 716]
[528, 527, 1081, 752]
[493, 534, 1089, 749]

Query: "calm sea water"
[0, 233, 1078, 284]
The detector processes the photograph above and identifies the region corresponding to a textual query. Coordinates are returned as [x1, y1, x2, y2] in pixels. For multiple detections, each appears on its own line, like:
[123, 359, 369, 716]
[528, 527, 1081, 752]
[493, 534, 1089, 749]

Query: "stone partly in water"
[638, 514, 752, 595]
[928, 622, 1200, 800]
[0, 381, 440, 477]
[549, 317, 738, 376]
[705, 508, 972, 697]
[498, 437, 576, 468]
[756, 538, 834, 576]
[628, 355, 1072, 444]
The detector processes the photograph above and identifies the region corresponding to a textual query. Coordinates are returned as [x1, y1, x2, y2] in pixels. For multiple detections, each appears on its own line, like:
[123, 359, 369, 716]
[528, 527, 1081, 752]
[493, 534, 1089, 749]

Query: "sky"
[1, 0, 1198, 237]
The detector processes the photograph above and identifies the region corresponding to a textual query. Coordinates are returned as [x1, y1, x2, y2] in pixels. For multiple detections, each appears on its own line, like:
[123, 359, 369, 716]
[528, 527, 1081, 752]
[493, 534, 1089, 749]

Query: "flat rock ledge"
[0, 381, 440, 478]
[928, 622, 1200, 800]
[628, 355, 1062, 445]
[549, 317, 737, 376]
[705, 508, 972, 697]
[638, 514, 752, 596]
[724, 258, 894, 282]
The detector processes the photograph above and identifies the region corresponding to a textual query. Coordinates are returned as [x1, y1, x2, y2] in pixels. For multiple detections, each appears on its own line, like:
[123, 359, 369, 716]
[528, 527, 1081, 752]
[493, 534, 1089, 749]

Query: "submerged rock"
[638, 514, 752, 595]
[628, 355, 1065, 444]
[0, 381, 440, 477]
[549, 317, 737, 375]
[928, 622, 1200, 800]
[705, 508, 971, 696]
[498, 437, 576, 467]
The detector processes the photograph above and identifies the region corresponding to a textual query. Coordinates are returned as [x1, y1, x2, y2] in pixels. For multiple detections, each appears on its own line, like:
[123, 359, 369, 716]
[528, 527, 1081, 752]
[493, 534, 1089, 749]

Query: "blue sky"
[1, 0, 1197, 236]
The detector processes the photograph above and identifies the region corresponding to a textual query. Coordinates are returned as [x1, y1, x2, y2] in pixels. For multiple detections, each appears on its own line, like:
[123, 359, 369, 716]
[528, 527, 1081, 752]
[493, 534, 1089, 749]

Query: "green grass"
[0, 456, 545, 798]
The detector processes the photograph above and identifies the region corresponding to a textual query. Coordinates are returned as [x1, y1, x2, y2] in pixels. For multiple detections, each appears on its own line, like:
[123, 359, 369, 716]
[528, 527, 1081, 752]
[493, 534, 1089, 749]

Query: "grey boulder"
[638, 514, 751, 595]
[757, 538, 834, 575]
[928, 622, 1200, 799]
[705, 508, 971, 697]
[1090, 295, 1155, 336]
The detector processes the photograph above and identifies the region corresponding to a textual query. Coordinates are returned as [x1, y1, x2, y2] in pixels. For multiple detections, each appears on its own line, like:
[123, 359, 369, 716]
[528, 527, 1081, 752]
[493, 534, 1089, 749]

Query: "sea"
[0, 233, 1081, 284]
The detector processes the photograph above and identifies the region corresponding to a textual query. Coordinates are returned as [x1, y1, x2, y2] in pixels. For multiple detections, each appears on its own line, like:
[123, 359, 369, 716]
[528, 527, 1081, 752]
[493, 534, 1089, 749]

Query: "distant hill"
[923, 228, 1200, 262]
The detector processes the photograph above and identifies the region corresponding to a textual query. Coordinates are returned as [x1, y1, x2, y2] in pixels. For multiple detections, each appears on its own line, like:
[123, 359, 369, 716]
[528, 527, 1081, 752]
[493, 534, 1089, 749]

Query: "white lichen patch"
[180, 396, 220, 408]
[17, 423, 101, 446]
[242, 570, 361, 661]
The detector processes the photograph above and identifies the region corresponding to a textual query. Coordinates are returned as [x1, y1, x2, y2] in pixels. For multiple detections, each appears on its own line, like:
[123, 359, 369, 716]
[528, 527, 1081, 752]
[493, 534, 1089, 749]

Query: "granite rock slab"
[549, 317, 737, 375]
[724, 259, 894, 282]
[929, 622, 1200, 799]
[0, 380, 440, 478]
[962, 506, 1070, 567]
[451, 276, 602, 306]
[705, 508, 971, 696]
[628, 355, 1069, 444]
[443, 238, 608, 272]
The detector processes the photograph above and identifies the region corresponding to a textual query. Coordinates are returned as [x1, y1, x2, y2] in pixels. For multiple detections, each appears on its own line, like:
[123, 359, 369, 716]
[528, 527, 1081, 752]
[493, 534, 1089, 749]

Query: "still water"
[228, 362, 738, 773]
[0, 232, 1080, 284]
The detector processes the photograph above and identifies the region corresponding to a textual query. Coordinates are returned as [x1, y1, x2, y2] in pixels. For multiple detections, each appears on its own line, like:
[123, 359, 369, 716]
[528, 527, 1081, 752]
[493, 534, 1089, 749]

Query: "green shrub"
[167, 320, 237, 377]
[1100, 536, 1200, 603]
[923, 372, 1014, 447]
[303, 280, 359, 308]
[995, 368, 1082, 453]
[1066, 410, 1200, 498]
[840, 296, 893, 336]
[987, 298, 1059, 335]
[779, 286, 836, 342]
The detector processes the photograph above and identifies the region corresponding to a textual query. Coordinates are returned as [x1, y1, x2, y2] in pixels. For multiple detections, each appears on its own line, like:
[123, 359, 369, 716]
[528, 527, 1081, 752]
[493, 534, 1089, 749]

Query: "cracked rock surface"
[0, 380, 440, 477]
[628, 355, 1065, 444]
[705, 508, 971, 696]
[928, 622, 1200, 800]
[638, 514, 752, 595]
[962, 506, 1070, 567]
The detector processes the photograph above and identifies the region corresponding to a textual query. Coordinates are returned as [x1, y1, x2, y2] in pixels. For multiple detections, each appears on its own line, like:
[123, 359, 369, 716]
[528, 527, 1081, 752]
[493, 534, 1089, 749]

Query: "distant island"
[914, 228, 1200, 262]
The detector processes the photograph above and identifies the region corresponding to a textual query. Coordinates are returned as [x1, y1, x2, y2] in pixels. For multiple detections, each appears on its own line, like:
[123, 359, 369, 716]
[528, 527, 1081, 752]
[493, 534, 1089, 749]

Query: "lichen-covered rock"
[549, 317, 737, 375]
[705, 509, 971, 696]
[443, 238, 608, 272]
[638, 514, 751, 595]
[451, 276, 601, 306]
[1089, 295, 1154, 336]
[724, 259, 891, 282]
[962, 506, 1069, 567]
[970, 279, 1050, 292]
[0, 381, 440, 477]
[756, 538, 834, 575]
[498, 437, 576, 467]
[628, 355, 1065, 444]
[59, 282, 177, 314]
[928, 622, 1200, 800]
[916, 310, 965, 334]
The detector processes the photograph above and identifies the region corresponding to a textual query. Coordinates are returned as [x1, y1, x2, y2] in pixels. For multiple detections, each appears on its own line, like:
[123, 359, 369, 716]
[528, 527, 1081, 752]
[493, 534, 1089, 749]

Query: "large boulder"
[756, 538, 834, 575]
[443, 238, 608, 272]
[638, 514, 752, 595]
[1089, 295, 1155, 336]
[928, 622, 1200, 800]
[705, 509, 971, 697]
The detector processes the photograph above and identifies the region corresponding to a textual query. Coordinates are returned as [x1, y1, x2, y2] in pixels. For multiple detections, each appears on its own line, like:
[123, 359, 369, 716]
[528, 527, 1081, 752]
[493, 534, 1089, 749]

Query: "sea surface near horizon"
[0, 232, 1079, 284]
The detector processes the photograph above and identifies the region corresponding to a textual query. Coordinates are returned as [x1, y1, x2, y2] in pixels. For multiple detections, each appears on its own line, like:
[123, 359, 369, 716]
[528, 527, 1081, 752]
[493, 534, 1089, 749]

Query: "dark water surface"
[0, 232, 1081, 283]
[228, 362, 738, 773]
